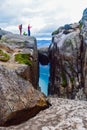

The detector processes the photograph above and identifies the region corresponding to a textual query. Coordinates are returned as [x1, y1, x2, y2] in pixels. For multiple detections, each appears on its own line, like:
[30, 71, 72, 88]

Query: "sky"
[0, 0, 87, 39]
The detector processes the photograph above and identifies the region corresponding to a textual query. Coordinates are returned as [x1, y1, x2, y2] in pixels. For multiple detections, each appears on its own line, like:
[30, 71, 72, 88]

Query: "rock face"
[48, 9, 87, 100]
[0, 30, 49, 126]
[0, 31, 39, 88]
[1, 97, 87, 130]
[80, 8, 87, 98]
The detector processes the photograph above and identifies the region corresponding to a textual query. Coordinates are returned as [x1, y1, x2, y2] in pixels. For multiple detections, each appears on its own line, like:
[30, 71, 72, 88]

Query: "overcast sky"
[0, 0, 87, 39]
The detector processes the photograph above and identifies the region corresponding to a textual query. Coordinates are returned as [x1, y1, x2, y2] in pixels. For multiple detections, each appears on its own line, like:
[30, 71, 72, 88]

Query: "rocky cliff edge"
[0, 29, 49, 126]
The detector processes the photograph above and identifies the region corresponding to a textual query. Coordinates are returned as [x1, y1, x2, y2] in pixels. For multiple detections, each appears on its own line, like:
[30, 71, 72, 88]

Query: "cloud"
[0, 0, 87, 39]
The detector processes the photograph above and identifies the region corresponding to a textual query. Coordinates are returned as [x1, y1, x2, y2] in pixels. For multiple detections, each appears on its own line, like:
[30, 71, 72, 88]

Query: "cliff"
[0, 29, 39, 88]
[0, 30, 49, 126]
[48, 9, 87, 100]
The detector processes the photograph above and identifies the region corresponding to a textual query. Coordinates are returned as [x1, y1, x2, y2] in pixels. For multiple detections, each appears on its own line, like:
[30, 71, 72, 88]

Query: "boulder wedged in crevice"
[38, 52, 49, 65]
[38, 47, 49, 65]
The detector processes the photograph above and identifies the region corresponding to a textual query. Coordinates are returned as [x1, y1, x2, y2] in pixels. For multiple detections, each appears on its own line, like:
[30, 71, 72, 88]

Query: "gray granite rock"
[48, 9, 87, 100]
[0, 97, 87, 130]
[0, 29, 39, 88]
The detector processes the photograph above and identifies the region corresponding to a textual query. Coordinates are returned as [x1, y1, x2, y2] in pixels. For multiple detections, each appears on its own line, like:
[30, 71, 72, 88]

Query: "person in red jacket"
[18, 24, 22, 35]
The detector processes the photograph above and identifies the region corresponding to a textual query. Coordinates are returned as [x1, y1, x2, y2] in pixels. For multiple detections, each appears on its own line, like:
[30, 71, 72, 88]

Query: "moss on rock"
[0, 49, 10, 62]
[52, 29, 59, 35]
[79, 22, 83, 30]
[61, 72, 67, 87]
[70, 77, 74, 83]
[15, 53, 32, 66]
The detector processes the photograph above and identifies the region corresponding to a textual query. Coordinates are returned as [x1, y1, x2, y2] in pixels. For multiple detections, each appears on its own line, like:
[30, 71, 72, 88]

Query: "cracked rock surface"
[1, 97, 87, 130]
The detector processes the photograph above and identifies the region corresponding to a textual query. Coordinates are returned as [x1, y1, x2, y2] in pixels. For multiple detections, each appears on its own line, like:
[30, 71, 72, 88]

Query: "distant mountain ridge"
[37, 39, 51, 48]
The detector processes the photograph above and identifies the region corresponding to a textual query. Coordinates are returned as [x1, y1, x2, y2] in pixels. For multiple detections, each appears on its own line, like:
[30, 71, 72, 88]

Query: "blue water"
[37, 40, 50, 96]
[39, 64, 49, 96]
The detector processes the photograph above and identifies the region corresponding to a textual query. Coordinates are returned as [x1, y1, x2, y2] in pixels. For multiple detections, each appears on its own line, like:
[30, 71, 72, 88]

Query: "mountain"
[37, 40, 51, 48]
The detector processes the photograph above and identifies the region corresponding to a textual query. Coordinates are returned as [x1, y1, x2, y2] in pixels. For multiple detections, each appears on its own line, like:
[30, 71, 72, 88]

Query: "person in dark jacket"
[28, 24, 32, 36]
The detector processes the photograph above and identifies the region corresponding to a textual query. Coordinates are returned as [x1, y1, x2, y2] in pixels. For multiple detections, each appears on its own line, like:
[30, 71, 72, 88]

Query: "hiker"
[28, 24, 32, 36]
[18, 24, 22, 35]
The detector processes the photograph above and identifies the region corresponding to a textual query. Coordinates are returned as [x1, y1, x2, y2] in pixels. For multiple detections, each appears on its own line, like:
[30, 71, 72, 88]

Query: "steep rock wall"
[48, 9, 87, 100]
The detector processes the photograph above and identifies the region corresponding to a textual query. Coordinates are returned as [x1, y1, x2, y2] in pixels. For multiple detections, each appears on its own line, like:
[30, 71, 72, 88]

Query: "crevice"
[1, 101, 51, 127]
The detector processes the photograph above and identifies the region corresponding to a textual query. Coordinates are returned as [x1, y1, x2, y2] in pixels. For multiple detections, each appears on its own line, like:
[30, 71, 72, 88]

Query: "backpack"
[18, 25, 20, 29]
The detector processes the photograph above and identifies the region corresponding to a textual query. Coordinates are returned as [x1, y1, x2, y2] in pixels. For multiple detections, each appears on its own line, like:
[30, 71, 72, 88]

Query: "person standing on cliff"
[28, 24, 32, 36]
[18, 24, 22, 35]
